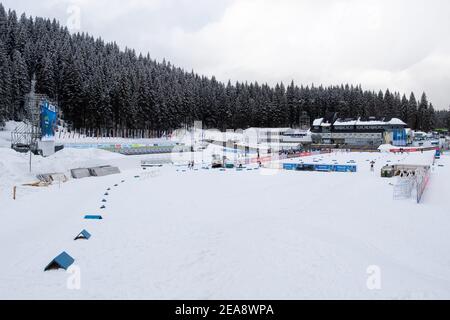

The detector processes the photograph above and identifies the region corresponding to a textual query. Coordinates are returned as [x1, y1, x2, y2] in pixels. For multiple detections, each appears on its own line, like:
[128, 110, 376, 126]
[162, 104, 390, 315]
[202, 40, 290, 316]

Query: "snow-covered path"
[1, 150, 449, 299]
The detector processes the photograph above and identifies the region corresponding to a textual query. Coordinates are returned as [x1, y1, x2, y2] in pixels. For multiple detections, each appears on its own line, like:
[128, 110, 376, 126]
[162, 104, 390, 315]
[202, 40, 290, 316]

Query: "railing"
[416, 168, 430, 204]
[393, 177, 415, 200]
[11, 123, 41, 151]
[392, 168, 430, 203]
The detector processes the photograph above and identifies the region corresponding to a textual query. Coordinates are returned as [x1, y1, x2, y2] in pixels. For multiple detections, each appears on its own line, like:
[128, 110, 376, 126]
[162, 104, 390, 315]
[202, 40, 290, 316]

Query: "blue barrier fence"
[283, 163, 357, 172]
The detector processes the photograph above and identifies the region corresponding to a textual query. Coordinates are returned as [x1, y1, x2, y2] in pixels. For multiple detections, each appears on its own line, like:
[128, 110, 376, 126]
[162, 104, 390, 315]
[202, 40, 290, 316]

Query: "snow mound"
[0, 147, 125, 193]
[0, 121, 24, 148]
[378, 144, 395, 152]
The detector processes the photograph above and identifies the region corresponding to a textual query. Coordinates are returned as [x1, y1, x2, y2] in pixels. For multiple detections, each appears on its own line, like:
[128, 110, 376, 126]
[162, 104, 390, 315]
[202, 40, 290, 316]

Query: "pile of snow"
[0, 148, 126, 198]
[172, 127, 246, 146]
[378, 144, 395, 152]
[0, 121, 24, 148]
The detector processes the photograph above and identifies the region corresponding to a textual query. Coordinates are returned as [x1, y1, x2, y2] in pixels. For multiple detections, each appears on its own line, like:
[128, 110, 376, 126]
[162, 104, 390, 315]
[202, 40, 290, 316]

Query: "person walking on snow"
[370, 161, 375, 172]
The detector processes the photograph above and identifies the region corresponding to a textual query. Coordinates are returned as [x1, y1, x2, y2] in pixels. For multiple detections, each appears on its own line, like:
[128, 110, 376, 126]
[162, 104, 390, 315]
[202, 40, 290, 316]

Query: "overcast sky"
[3, 0, 450, 109]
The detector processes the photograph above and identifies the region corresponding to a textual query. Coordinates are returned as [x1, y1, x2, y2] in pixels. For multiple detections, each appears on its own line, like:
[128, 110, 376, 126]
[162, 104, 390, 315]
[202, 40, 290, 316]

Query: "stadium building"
[311, 113, 408, 147]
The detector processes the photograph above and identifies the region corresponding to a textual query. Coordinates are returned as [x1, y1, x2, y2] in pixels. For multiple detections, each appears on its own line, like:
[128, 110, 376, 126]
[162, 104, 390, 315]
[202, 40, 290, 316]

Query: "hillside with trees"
[0, 4, 447, 132]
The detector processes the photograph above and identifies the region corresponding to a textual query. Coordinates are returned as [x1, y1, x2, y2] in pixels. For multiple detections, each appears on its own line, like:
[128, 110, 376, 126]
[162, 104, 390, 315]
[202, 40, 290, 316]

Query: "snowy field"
[0, 145, 450, 299]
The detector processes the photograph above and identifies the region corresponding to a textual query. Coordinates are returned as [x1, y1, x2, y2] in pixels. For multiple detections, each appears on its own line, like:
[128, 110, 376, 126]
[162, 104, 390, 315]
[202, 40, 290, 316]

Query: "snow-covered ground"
[1, 143, 449, 299]
[281, 149, 436, 167]
[0, 121, 20, 148]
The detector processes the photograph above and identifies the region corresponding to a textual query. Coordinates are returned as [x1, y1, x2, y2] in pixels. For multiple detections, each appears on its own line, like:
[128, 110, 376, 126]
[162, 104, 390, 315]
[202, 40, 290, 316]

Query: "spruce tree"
[0, 40, 12, 122]
[418, 93, 429, 131]
[0, 4, 7, 44]
[10, 49, 30, 120]
[407, 93, 418, 129]
[0, 5, 439, 131]
[400, 94, 409, 124]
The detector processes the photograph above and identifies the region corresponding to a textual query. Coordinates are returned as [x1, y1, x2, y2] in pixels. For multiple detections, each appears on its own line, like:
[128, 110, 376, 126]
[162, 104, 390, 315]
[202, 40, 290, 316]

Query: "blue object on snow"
[315, 164, 332, 172]
[100, 205, 106, 209]
[283, 163, 297, 170]
[104, 192, 109, 196]
[74, 229, 91, 240]
[84, 215, 103, 220]
[283, 163, 357, 173]
[44, 252, 75, 271]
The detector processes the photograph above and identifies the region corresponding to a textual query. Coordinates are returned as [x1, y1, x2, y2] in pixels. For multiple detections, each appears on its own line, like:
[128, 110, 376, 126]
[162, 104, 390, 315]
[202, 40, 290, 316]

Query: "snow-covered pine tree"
[10, 49, 30, 120]
[0, 5, 439, 131]
[0, 40, 12, 122]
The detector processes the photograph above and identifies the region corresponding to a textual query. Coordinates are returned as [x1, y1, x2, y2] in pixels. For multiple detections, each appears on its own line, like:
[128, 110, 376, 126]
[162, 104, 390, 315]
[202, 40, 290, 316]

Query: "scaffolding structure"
[11, 80, 56, 154]
[299, 111, 311, 130]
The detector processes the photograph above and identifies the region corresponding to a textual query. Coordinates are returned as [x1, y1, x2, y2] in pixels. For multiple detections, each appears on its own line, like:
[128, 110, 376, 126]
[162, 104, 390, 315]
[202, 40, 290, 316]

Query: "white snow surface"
[0, 145, 449, 299]
[0, 121, 21, 148]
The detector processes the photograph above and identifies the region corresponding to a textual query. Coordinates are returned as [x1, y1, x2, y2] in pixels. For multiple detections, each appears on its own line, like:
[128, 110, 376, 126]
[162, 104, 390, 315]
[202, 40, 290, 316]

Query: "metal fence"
[416, 168, 430, 204]
[393, 168, 430, 203]
[393, 177, 415, 200]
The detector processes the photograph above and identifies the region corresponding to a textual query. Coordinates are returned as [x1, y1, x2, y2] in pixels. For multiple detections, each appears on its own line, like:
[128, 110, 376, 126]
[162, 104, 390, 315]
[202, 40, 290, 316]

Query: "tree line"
[0, 4, 449, 132]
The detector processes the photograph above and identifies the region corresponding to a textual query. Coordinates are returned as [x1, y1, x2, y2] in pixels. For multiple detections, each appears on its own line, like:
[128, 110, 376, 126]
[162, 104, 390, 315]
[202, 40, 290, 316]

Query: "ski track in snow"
[0, 148, 449, 299]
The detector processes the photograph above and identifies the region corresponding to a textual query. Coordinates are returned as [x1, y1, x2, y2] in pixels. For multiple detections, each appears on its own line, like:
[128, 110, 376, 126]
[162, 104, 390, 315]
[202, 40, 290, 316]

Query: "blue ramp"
[74, 229, 91, 241]
[44, 252, 75, 271]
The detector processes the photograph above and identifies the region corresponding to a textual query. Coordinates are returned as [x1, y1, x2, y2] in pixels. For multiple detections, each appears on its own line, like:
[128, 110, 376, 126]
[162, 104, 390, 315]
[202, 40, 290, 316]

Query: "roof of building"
[334, 119, 357, 126]
[312, 118, 323, 126]
[355, 118, 406, 126]
[284, 129, 310, 135]
[315, 116, 406, 127]
[244, 127, 291, 133]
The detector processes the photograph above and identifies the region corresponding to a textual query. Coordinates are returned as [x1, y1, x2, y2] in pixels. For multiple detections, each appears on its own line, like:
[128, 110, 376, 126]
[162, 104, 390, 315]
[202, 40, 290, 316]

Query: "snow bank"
[0, 121, 24, 148]
[0, 147, 125, 195]
[378, 144, 396, 152]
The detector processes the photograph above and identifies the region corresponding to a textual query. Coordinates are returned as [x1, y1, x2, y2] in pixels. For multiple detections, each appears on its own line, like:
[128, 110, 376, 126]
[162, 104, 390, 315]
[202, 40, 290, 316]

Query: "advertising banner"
[40, 100, 57, 142]
[392, 129, 407, 147]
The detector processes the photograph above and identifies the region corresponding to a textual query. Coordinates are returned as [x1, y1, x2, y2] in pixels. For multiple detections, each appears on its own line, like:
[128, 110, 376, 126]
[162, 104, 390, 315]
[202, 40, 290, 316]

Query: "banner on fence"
[40, 101, 57, 142]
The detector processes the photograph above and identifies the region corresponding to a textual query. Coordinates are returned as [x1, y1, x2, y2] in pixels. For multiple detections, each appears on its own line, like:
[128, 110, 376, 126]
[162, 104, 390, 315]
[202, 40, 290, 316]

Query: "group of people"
[397, 170, 416, 178]
[278, 148, 303, 156]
